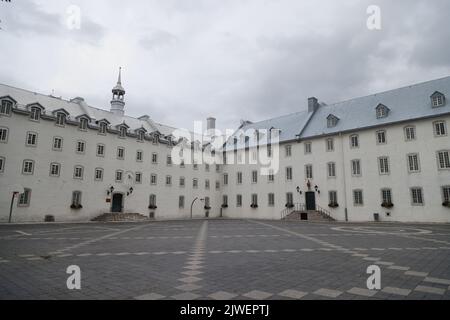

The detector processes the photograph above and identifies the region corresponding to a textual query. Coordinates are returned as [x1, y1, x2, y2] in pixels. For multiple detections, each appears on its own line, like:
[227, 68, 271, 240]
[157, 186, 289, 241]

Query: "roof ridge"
[245, 109, 309, 126]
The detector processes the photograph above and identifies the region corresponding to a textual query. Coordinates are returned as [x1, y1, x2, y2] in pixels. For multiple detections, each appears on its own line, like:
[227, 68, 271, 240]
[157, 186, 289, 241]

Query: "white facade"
[1, 74, 449, 223]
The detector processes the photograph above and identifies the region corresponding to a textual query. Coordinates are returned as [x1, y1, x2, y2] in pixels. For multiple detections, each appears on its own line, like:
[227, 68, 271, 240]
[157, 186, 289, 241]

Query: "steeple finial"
[117, 67, 122, 85]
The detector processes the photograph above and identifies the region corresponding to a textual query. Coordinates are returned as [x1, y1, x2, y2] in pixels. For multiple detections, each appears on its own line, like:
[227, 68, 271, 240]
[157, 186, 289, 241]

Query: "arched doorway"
[111, 193, 124, 213]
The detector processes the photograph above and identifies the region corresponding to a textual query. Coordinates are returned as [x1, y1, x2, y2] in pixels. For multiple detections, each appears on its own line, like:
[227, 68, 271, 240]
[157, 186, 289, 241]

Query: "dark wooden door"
[112, 194, 123, 213]
[305, 192, 316, 211]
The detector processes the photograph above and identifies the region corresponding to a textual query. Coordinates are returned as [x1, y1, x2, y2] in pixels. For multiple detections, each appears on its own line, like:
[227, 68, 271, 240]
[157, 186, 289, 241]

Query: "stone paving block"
[415, 286, 446, 295]
[278, 289, 308, 300]
[208, 291, 238, 300]
[405, 271, 429, 277]
[347, 287, 377, 297]
[313, 288, 343, 298]
[135, 293, 165, 300]
[242, 290, 273, 300]
[382, 287, 411, 296]
[423, 277, 450, 286]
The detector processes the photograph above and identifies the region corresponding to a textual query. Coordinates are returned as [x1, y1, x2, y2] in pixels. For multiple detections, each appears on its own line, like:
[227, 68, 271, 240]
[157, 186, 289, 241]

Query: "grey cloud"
[139, 29, 178, 51]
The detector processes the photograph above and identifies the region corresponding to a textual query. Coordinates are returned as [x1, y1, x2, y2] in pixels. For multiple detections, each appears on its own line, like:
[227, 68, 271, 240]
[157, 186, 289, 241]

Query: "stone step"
[285, 211, 335, 222]
[91, 213, 149, 222]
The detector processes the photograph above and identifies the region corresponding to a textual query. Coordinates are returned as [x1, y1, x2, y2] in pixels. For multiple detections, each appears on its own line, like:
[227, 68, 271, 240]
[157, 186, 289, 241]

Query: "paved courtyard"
[0, 219, 450, 300]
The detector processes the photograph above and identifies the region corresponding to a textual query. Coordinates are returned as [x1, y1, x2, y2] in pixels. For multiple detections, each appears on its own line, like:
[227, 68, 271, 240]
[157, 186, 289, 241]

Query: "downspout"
[339, 132, 349, 222]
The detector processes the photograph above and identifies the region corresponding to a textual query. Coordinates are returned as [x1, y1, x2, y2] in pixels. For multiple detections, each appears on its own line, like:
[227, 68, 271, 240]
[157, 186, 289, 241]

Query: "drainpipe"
[340, 133, 349, 222]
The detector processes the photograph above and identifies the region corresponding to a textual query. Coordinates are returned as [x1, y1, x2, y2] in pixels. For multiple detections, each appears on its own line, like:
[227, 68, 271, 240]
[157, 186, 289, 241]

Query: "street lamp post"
[9, 192, 19, 224]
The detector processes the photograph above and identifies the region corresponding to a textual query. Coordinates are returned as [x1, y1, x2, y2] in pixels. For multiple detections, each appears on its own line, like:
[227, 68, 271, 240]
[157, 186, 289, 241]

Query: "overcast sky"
[0, 0, 449, 131]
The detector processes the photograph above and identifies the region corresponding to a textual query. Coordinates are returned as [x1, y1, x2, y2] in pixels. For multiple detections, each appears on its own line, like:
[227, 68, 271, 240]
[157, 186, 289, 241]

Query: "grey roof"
[300, 76, 450, 139]
[0, 83, 194, 140]
[224, 110, 313, 149]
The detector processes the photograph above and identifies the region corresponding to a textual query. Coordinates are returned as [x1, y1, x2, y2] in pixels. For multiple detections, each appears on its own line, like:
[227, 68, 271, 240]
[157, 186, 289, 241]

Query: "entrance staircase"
[91, 213, 149, 222]
[281, 203, 335, 222]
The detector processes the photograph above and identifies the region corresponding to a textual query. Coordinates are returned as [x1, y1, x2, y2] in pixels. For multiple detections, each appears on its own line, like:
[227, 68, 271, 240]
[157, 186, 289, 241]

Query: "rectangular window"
[115, 170, 123, 182]
[251, 194, 258, 206]
[193, 162, 199, 170]
[405, 126, 416, 141]
[22, 160, 34, 175]
[135, 172, 142, 184]
[237, 172, 243, 185]
[434, 121, 447, 136]
[205, 164, 210, 172]
[56, 113, 66, 126]
[151, 174, 157, 185]
[353, 190, 364, 206]
[18, 189, 31, 207]
[304, 142, 312, 154]
[216, 181, 220, 190]
[180, 177, 185, 187]
[442, 186, 450, 203]
[72, 191, 82, 207]
[376, 130, 387, 144]
[407, 154, 420, 172]
[26, 132, 38, 147]
[95, 168, 103, 181]
[30, 108, 41, 121]
[236, 195, 242, 207]
[326, 138, 334, 152]
[193, 179, 198, 189]
[53, 137, 63, 151]
[79, 118, 88, 131]
[167, 155, 172, 166]
[285, 145, 292, 157]
[268, 169, 275, 183]
[152, 153, 158, 164]
[329, 191, 338, 205]
[223, 174, 229, 186]
[0, 127, 9, 143]
[149, 195, 157, 207]
[1, 100, 12, 115]
[117, 147, 125, 160]
[76, 141, 86, 154]
[99, 122, 107, 135]
[50, 163, 60, 177]
[350, 135, 359, 148]
[268, 193, 275, 207]
[351, 160, 361, 176]
[136, 150, 143, 162]
[166, 176, 172, 186]
[286, 167, 293, 181]
[411, 188, 424, 205]
[74, 166, 84, 179]
[327, 162, 336, 178]
[97, 144, 105, 157]
[0, 157, 4, 173]
[305, 165, 313, 179]
[252, 170, 258, 184]
[381, 189, 392, 204]
[179, 196, 185, 209]
[119, 127, 127, 138]
[286, 193, 293, 206]
[437, 151, 450, 169]
[205, 179, 210, 190]
[378, 157, 390, 175]
[223, 195, 228, 206]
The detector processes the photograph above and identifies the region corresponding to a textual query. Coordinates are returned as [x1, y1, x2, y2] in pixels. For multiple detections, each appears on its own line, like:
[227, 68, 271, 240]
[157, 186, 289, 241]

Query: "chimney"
[308, 97, 319, 113]
[207, 117, 216, 131]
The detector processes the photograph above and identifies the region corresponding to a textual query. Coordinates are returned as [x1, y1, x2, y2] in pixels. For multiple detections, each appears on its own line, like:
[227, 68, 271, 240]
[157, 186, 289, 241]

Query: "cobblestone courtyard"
[0, 219, 449, 300]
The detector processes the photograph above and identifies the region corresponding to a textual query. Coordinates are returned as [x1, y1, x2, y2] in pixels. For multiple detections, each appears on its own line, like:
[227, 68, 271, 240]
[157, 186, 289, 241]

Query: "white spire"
[110, 67, 126, 116]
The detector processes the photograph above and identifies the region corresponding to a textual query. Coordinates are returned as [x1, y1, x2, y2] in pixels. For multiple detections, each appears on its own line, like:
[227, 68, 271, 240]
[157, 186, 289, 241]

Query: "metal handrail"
[281, 203, 305, 220]
[316, 205, 333, 220]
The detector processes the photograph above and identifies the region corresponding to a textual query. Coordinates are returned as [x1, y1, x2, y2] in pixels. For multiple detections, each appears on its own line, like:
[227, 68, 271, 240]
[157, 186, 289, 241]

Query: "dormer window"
[327, 114, 340, 128]
[0, 100, 13, 116]
[431, 92, 446, 108]
[119, 126, 127, 138]
[137, 130, 145, 142]
[79, 118, 89, 131]
[30, 107, 41, 121]
[376, 104, 390, 119]
[56, 112, 66, 126]
[99, 122, 107, 135]
[152, 134, 159, 145]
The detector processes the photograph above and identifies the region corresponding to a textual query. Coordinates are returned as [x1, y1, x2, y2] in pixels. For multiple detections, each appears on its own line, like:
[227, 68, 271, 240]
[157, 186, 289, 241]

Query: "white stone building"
[0, 73, 449, 223]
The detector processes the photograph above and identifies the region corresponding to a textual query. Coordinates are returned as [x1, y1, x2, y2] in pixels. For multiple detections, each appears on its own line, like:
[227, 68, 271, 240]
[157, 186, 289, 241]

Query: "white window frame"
[411, 187, 424, 206]
[52, 137, 63, 151]
[50, 162, 61, 177]
[152, 153, 158, 164]
[79, 118, 88, 131]
[76, 141, 86, 154]
[329, 191, 338, 205]
[350, 134, 359, 149]
[150, 174, 157, 185]
[135, 172, 143, 184]
[0, 127, 9, 143]
[268, 193, 275, 207]
[95, 168, 104, 181]
[326, 138, 334, 152]
[378, 156, 390, 175]
[26, 132, 38, 147]
[55, 113, 66, 127]
[236, 194, 242, 207]
[353, 189, 364, 206]
[30, 107, 41, 122]
[442, 186, 450, 203]
[285, 145, 292, 157]
[18, 189, 32, 207]
[376, 130, 387, 145]
[305, 164, 313, 179]
[407, 153, 421, 173]
[434, 121, 447, 137]
[304, 142, 312, 154]
[115, 170, 123, 183]
[404, 126, 416, 141]
[22, 160, 35, 175]
[74, 166, 84, 180]
[0, 156, 4, 173]
[327, 162, 336, 178]
[96, 144, 105, 157]
[437, 150, 450, 170]
[0, 100, 13, 116]
[166, 175, 172, 186]
[251, 170, 258, 184]
[117, 147, 125, 160]
[286, 167, 293, 181]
